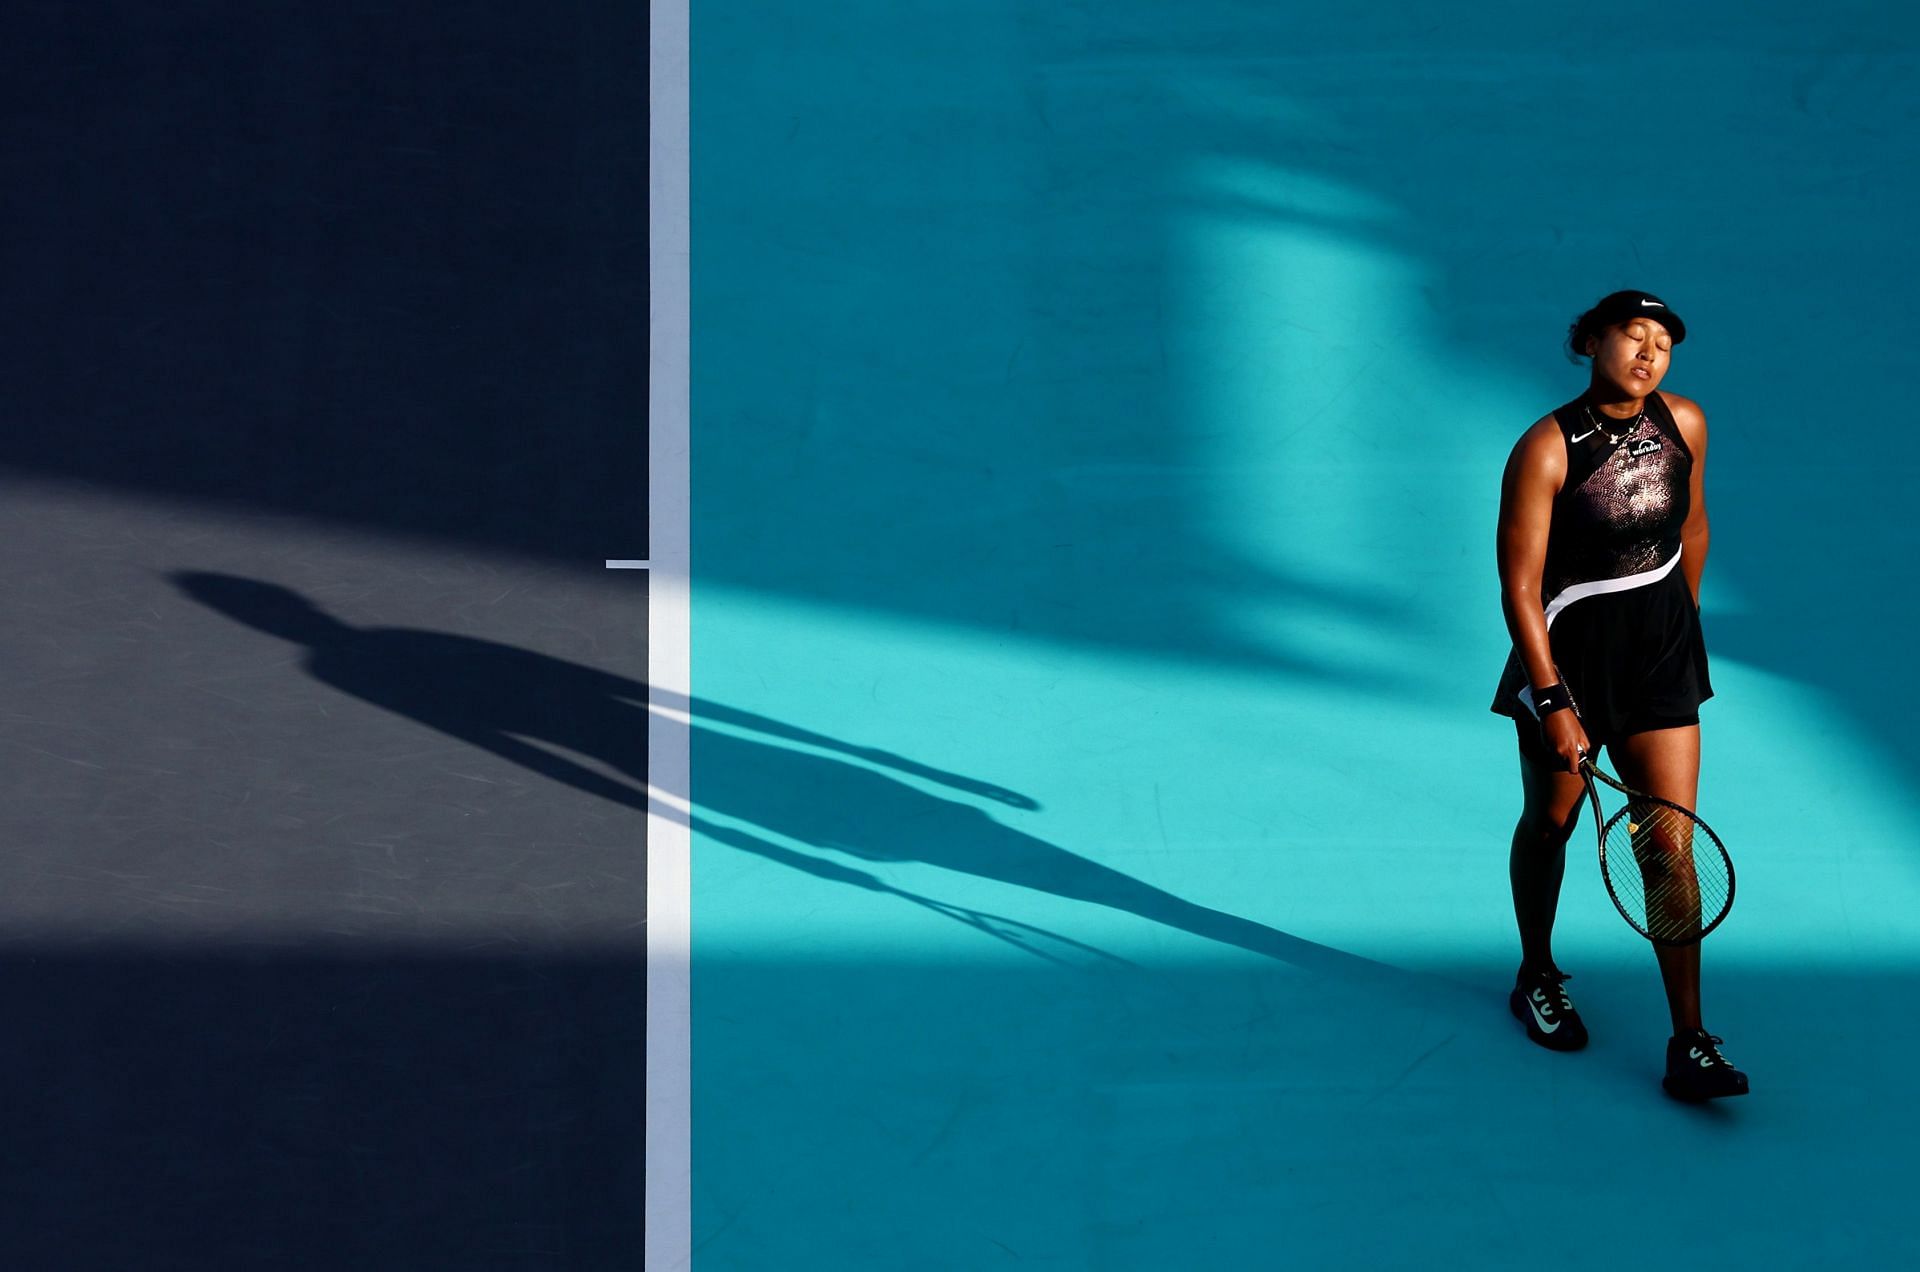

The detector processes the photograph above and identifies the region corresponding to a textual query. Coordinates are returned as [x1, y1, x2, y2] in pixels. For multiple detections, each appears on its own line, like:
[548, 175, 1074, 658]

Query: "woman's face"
[1587, 318, 1672, 396]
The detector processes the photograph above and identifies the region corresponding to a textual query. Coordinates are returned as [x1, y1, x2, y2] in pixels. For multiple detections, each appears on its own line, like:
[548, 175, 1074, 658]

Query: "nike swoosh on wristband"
[1528, 993, 1561, 1034]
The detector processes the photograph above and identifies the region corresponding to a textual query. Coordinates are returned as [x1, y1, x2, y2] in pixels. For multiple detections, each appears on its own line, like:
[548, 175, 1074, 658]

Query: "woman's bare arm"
[1663, 391, 1710, 606]
[1497, 417, 1568, 693]
[1497, 416, 1589, 771]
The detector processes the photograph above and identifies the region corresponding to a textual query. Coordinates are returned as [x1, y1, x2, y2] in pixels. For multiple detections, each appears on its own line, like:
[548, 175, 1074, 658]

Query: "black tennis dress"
[1491, 390, 1712, 748]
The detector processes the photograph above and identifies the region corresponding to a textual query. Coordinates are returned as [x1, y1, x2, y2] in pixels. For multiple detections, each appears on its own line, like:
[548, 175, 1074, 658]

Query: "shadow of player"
[174, 571, 1417, 985]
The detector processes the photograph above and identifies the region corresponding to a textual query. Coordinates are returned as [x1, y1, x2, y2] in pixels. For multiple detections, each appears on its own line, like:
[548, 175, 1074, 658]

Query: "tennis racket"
[1578, 753, 1734, 945]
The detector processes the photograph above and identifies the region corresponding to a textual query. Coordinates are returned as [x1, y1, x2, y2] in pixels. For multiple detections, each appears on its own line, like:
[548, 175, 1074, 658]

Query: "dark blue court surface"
[0, 3, 645, 1266]
[0, 486, 647, 1268]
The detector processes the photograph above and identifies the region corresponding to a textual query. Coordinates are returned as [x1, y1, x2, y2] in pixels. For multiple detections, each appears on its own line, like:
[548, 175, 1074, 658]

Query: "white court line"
[606, 560, 652, 569]
[648, 0, 690, 1261]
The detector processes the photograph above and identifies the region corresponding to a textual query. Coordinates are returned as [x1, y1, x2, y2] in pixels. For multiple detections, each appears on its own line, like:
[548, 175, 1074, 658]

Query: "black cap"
[1578, 289, 1687, 347]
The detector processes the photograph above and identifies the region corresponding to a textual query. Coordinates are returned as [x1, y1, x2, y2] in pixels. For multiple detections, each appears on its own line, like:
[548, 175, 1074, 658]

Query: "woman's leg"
[1510, 727, 1587, 972]
[1609, 724, 1703, 1034]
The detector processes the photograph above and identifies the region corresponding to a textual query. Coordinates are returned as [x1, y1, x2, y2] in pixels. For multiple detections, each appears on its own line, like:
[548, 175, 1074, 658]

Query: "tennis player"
[1490, 290, 1749, 1101]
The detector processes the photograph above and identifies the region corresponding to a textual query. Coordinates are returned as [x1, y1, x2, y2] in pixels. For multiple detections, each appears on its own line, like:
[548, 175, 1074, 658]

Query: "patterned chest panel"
[1545, 403, 1692, 598]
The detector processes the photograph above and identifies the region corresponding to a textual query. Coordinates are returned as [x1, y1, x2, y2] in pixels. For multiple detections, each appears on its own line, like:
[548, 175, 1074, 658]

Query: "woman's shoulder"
[1504, 411, 1569, 484]
[1516, 410, 1569, 454]
[1656, 389, 1706, 426]
[1655, 390, 1708, 448]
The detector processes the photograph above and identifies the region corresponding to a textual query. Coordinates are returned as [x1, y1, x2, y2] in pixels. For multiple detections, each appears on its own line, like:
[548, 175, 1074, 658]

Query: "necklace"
[1584, 400, 1643, 446]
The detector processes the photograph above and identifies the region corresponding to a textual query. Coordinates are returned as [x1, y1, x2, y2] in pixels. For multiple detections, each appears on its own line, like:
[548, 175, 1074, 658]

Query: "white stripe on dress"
[1516, 547, 1685, 719]
[1542, 546, 1683, 629]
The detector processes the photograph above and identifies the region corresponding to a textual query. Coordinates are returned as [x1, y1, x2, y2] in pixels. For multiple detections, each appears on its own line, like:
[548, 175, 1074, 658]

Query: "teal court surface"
[671, 2, 1920, 1266]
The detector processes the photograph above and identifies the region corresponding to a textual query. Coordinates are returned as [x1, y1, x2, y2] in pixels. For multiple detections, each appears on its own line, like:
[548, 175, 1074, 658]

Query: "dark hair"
[1565, 309, 1601, 363]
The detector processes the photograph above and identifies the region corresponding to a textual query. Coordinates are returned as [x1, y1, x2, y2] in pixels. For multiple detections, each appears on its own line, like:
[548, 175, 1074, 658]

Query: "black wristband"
[1532, 683, 1573, 716]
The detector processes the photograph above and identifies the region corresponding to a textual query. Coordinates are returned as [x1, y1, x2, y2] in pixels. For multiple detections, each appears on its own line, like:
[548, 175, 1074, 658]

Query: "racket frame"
[1579, 754, 1736, 946]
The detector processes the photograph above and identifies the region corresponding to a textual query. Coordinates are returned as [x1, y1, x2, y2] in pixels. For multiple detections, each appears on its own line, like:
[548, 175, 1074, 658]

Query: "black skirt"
[1491, 564, 1713, 746]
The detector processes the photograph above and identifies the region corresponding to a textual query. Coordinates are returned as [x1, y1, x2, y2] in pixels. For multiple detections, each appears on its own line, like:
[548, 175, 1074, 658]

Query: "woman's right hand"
[1541, 710, 1591, 776]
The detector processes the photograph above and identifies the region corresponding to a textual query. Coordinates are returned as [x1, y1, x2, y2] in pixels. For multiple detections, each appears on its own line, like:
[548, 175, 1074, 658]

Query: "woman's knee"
[1515, 805, 1579, 849]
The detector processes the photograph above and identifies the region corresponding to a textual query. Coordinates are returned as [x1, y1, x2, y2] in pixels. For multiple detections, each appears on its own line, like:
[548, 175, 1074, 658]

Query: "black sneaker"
[1662, 1029, 1750, 1102]
[1509, 965, 1589, 1051]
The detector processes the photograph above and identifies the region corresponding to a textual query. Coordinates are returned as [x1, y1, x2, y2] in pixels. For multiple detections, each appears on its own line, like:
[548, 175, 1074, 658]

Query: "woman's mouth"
[1630, 368, 1651, 380]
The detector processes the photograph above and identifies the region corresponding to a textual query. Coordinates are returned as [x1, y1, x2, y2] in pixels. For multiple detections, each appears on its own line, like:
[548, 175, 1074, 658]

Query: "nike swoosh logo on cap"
[1640, 299, 1663, 306]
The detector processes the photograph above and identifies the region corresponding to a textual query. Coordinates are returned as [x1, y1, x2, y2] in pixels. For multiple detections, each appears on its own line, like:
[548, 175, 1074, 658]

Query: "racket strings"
[1601, 800, 1731, 943]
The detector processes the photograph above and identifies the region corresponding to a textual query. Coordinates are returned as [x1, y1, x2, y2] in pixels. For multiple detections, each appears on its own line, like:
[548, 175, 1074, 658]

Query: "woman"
[1490, 289, 1748, 1102]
